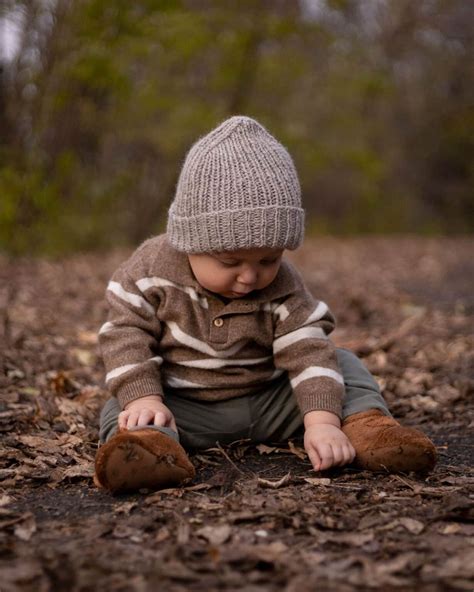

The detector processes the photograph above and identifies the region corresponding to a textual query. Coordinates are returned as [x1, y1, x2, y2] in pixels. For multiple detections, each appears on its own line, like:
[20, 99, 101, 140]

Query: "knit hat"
[167, 115, 304, 253]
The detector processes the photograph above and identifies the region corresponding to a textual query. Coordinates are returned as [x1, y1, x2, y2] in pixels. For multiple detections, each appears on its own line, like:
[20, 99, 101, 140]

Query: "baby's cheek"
[261, 268, 278, 289]
[218, 270, 234, 287]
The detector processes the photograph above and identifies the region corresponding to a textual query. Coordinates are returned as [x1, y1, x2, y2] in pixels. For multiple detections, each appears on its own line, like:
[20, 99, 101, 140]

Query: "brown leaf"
[0, 494, 12, 507]
[288, 440, 307, 460]
[397, 517, 425, 534]
[112, 525, 144, 542]
[72, 348, 95, 366]
[427, 385, 462, 404]
[50, 463, 94, 483]
[184, 482, 212, 492]
[196, 524, 232, 545]
[155, 527, 171, 543]
[145, 488, 185, 503]
[14, 513, 36, 541]
[257, 473, 292, 489]
[254, 541, 288, 561]
[422, 548, 474, 580]
[77, 330, 98, 345]
[303, 477, 331, 486]
[256, 444, 277, 455]
[439, 523, 462, 535]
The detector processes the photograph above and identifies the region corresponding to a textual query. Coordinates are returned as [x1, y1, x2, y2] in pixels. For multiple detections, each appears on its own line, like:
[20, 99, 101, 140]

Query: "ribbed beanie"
[167, 116, 305, 253]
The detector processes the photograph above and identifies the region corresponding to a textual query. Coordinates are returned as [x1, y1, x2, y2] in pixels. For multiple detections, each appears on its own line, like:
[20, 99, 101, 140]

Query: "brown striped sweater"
[99, 235, 344, 417]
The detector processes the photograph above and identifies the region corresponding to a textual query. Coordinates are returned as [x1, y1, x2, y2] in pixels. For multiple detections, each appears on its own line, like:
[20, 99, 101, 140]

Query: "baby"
[94, 116, 436, 493]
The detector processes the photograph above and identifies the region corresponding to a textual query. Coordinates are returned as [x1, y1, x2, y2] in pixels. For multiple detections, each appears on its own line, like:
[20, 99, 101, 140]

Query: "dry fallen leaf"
[0, 494, 12, 507]
[77, 330, 98, 345]
[114, 502, 138, 515]
[50, 463, 94, 483]
[303, 477, 331, 486]
[72, 348, 95, 366]
[14, 513, 36, 541]
[380, 518, 424, 535]
[257, 473, 292, 489]
[155, 527, 171, 543]
[196, 524, 232, 545]
[398, 517, 425, 534]
[145, 488, 185, 503]
[427, 385, 462, 404]
[185, 483, 212, 492]
[288, 441, 307, 460]
[439, 523, 462, 535]
[256, 444, 277, 455]
[252, 541, 288, 562]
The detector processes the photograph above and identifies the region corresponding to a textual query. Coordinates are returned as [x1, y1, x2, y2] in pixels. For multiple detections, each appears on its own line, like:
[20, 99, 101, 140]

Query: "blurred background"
[0, 0, 472, 254]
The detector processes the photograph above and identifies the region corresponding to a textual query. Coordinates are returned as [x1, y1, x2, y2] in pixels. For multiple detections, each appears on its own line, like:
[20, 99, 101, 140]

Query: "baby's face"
[188, 247, 284, 299]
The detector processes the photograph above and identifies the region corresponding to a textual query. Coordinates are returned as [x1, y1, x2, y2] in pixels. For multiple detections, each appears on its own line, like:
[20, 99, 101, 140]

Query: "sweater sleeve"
[98, 243, 164, 409]
[272, 285, 344, 418]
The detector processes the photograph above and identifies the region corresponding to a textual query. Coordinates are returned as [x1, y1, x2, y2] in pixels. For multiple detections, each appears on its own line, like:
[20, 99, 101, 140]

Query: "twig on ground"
[211, 442, 246, 475]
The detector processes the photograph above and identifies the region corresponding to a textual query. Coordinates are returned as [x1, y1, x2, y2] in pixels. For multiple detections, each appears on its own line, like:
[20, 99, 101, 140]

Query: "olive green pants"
[99, 348, 390, 450]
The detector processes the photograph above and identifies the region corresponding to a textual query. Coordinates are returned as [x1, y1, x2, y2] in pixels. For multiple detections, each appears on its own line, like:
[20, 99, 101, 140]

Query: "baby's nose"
[237, 266, 258, 285]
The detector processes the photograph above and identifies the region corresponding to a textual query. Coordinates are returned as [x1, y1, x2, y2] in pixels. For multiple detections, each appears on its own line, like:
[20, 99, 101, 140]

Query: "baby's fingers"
[307, 447, 322, 472]
[315, 443, 334, 471]
[136, 408, 155, 427]
[153, 411, 168, 427]
[308, 444, 334, 471]
[331, 444, 346, 466]
[118, 411, 129, 429]
[125, 411, 141, 429]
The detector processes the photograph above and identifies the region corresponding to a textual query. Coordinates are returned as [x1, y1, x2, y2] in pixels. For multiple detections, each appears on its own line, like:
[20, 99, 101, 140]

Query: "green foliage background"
[1, 0, 473, 254]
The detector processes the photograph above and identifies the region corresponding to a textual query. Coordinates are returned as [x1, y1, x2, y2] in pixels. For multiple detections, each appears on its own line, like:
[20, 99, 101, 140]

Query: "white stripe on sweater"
[164, 375, 206, 389]
[107, 281, 154, 314]
[105, 356, 163, 383]
[304, 301, 329, 326]
[176, 356, 271, 370]
[136, 277, 209, 309]
[164, 370, 283, 388]
[290, 366, 344, 390]
[106, 363, 139, 382]
[167, 321, 246, 358]
[273, 326, 327, 354]
[261, 301, 280, 313]
[99, 321, 115, 335]
[273, 303, 289, 322]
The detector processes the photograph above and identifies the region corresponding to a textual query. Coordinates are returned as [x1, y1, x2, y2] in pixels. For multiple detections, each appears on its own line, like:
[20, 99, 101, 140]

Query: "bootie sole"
[95, 429, 195, 493]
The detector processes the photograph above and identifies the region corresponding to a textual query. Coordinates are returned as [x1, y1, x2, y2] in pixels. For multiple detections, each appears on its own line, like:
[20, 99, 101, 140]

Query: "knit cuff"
[116, 378, 164, 410]
[297, 385, 343, 419]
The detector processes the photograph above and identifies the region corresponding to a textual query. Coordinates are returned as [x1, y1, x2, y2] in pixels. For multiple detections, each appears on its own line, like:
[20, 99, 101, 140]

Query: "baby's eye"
[219, 260, 238, 267]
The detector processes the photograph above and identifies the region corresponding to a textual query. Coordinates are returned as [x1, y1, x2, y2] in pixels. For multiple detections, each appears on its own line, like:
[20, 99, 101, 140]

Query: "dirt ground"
[1, 237, 473, 591]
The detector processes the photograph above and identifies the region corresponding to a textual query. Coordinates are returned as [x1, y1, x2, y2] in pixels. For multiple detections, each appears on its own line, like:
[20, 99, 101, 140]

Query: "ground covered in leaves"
[1, 237, 473, 591]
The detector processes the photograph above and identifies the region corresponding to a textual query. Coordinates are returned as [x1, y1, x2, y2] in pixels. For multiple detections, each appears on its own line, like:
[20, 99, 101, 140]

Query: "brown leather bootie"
[342, 409, 437, 473]
[94, 428, 195, 493]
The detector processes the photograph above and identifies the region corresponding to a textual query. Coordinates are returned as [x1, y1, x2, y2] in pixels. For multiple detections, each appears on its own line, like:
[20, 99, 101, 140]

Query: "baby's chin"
[220, 290, 255, 299]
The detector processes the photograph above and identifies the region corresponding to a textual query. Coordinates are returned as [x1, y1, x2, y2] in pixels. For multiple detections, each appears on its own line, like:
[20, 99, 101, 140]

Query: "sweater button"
[213, 318, 224, 327]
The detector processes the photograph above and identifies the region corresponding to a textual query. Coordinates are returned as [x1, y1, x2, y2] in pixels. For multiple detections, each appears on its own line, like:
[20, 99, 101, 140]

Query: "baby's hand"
[303, 410, 355, 471]
[119, 395, 177, 432]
